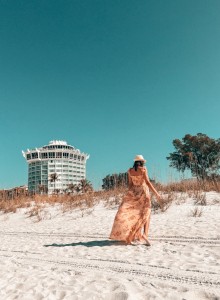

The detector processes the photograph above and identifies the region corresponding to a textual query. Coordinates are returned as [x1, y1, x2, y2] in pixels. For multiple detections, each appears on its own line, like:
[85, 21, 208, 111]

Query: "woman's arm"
[143, 169, 161, 200]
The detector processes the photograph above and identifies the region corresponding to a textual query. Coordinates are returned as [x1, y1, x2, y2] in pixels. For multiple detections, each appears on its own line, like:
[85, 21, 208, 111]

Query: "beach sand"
[0, 192, 219, 299]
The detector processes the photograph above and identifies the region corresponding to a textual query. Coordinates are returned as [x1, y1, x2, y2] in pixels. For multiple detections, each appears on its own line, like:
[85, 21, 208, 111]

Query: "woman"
[109, 155, 161, 245]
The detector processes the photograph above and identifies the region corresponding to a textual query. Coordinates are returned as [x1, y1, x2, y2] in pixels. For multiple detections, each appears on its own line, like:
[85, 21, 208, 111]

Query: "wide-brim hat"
[133, 155, 146, 163]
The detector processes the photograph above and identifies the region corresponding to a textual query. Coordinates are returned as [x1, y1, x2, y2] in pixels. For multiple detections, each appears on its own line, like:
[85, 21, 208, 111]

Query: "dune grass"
[0, 179, 219, 221]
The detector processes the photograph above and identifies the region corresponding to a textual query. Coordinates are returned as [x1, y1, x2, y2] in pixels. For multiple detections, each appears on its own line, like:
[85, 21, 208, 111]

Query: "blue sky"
[0, 0, 220, 189]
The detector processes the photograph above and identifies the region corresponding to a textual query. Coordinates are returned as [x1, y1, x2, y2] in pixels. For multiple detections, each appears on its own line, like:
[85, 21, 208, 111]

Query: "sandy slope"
[0, 192, 219, 300]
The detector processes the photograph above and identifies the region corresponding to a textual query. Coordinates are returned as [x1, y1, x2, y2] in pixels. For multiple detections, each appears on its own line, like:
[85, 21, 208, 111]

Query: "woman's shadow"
[44, 240, 126, 248]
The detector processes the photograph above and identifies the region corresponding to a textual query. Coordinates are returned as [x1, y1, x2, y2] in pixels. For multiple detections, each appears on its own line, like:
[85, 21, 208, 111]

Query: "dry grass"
[156, 179, 219, 206]
[193, 191, 207, 206]
[190, 207, 203, 217]
[26, 202, 44, 222]
[157, 178, 220, 194]
[0, 178, 219, 221]
[0, 186, 128, 221]
[151, 193, 174, 213]
[0, 195, 31, 214]
[97, 187, 127, 208]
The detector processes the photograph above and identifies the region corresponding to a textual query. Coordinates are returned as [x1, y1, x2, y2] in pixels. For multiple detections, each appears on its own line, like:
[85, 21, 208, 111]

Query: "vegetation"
[190, 207, 203, 218]
[102, 172, 156, 190]
[0, 178, 219, 221]
[38, 184, 48, 194]
[102, 172, 128, 190]
[167, 133, 220, 180]
[49, 173, 59, 193]
[1, 132, 220, 221]
[66, 179, 93, 194]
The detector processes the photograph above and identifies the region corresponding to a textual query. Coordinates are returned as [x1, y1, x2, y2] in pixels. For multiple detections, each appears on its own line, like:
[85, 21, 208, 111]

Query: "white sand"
[0, 192, 220, 300]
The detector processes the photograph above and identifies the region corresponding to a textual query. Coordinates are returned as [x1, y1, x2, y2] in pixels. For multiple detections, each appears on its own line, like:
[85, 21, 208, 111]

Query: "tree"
[66, 180, 93, 194]
[77, 179, 93, 193]
[102, 172, 128, 190]
[66, 183, 79, 194]
[102, 172, 156, 190]
[49, 173, 59, 193]
[167, 133, 220, 180]
[38, 184, 48, 194]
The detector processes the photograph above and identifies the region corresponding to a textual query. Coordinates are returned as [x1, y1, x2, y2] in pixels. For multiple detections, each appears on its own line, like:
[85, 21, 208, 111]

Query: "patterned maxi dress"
[109, 167, 151, 243]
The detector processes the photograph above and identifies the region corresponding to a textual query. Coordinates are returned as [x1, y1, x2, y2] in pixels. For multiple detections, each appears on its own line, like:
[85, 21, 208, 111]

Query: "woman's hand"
[155, 194, 164, 209]
[156, 193, 162, 201]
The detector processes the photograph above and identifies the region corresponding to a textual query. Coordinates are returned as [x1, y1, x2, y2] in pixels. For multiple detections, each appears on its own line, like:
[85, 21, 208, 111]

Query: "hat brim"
[134, 159, 146, 163]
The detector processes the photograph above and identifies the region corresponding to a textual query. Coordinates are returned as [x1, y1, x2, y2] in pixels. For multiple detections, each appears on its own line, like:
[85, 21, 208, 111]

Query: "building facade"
[22, 140, 90, 194]
[0, 186, 28, 200]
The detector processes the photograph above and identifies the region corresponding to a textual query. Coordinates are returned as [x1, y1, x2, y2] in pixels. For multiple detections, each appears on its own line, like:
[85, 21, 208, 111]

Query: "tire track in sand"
[0, 231, 219, 245]
[0, 252, 219, 289]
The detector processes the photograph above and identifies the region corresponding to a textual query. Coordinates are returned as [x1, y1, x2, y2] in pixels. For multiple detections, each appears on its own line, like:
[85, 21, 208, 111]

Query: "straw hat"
[133, 155, 146, 163]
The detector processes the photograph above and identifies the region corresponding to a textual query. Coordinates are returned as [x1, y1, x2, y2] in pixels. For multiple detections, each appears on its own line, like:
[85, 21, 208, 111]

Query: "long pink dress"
[109, 167, 151, 243]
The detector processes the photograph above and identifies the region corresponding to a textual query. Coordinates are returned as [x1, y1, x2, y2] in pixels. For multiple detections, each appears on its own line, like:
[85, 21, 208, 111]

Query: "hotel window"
[63, 152, 69, 158]
[32, 152, 38, 159]
[49, 152, 55, 158]
[41, 153, 48, 159]
[56, 152, 62, 158]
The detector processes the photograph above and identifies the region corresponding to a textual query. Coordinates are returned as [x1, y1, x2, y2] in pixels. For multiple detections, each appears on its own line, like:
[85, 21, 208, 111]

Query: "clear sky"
[0, 0, 220, 189]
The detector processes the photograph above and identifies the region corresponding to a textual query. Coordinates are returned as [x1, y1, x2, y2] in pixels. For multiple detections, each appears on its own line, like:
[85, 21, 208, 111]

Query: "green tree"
[66, 183, 79, 194]
[49, 173, 59, 193]
[77, 179, 93, 193]
[67, 180, 93, 194]
[167, 133, 220, 180]
[102, 172, 128, 190]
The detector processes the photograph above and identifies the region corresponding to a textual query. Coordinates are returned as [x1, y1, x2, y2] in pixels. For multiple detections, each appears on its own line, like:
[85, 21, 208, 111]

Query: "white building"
[22, 140, 90, 194]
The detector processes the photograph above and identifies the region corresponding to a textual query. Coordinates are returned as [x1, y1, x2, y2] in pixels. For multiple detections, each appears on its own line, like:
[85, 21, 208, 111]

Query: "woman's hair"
[133, 160, 145, 171]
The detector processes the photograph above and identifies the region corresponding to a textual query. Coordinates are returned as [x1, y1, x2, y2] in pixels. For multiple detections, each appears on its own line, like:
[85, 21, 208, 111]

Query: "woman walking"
[109, 155, 161, 245]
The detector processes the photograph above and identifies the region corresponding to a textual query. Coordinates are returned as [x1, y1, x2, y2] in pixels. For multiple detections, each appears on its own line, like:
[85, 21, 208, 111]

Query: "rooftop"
[49, 140, 68, 146]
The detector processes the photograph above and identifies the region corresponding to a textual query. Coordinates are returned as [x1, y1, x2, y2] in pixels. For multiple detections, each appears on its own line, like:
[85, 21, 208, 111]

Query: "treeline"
[102, 172, 155, 190]
[102, 173, 128, 190]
